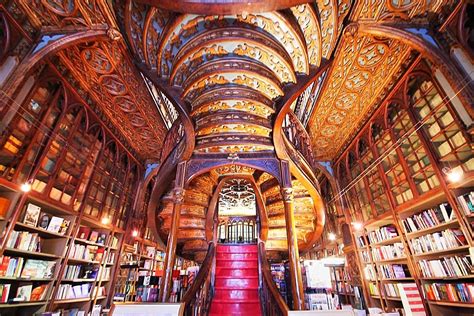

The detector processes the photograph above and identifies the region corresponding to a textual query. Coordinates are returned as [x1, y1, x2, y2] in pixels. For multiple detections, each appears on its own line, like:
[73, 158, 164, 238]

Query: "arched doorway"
[217, 178, 257, 244]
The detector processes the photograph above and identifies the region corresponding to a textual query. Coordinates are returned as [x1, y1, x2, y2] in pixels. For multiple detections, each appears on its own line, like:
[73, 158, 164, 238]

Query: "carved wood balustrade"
[259, 242, 290, 316]
[282, 111, 318, 179]
[182, 242, 215, 316]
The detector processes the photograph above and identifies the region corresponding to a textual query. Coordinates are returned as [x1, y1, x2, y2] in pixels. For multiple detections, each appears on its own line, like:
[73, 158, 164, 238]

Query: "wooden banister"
[182, 242, 215, 316]
[259, 242, 289, 316]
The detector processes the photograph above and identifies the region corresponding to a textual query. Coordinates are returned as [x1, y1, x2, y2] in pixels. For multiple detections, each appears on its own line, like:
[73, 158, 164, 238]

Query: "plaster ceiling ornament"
[116, 0, 350, 155]
[308, 33, 411, 160]
[218, 179, 257, 217]
[58, 42, 167, 158]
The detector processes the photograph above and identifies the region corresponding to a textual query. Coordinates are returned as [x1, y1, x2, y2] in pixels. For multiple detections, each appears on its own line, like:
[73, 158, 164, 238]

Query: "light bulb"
[446, 168, 463, 183]
[132, 230, 139, 237]
[328, 232, 336, 241]
[352, 222, 363, 230]
[21, 182, 32, 192]
[101, 216, 110, 225]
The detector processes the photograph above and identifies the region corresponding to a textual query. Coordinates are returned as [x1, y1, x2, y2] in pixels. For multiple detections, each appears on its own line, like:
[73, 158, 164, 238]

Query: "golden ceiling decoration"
[308, 31, 411, 160]
[58, 42, 167, 157]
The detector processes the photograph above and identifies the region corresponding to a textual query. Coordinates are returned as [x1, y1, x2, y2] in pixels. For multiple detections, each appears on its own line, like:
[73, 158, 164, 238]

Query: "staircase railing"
[259, 242, 289, 316]
[182, 242, 215, 316]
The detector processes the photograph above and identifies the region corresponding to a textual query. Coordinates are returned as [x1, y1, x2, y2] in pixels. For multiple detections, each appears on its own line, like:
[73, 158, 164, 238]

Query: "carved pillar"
[280, 160, 305, 310]
[159, 161, 186, 302]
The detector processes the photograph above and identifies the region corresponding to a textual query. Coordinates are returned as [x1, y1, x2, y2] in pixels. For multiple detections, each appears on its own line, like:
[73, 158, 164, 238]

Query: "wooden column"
[280, 160, 305, 310]
[159, 162, 186, 302]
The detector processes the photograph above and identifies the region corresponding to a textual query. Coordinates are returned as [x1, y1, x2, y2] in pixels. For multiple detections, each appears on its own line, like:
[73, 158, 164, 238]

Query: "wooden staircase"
[258, 175, 317, 254]
[209, 244, 262, 316]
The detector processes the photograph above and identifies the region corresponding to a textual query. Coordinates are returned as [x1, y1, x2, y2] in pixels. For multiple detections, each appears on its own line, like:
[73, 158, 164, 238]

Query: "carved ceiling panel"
[352, 0, 458, 21]
[308, 31, 411, 160]
[58, 41, 167, 157]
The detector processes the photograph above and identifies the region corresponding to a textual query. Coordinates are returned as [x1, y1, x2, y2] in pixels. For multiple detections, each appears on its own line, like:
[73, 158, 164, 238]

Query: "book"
[14, 284, 32, 301]
[23, 203, 41, 226]
[21, 259, 49, 279]
[78, 227, 91, 240]
[31, 284, 48, 301]
[0, 197, 11, 217]
[47, 216, 64, 233]
[58, 219, 70, 235]
[38, 213, 51, 229]
[89, 231, 99, 243]
[97, 233, 107, 245]
[0, 284, 11, 303]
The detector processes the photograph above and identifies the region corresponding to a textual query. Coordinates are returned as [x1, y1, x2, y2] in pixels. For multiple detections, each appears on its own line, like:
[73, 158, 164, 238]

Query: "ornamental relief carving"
[309, 34, 410, 159]
[58, 42, 167, 158]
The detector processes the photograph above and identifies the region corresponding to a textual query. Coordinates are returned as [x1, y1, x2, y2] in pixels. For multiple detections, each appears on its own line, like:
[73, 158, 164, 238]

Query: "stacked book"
[0, 257, 23, 277]
[363, 264, 377, 281]
[21, 259, 56, 279]
[424, 283, 474, 303]
[457, 191, 474, 215]
[411, 229, 466, 254]
[369, 282, 380, 296]
[371, 243, 405, 261]
[63, 265, 99, 280]
[356, 236, 366, 248]
[379, 264, 410, 279]
[402, 203, 455, 233]
[368, 225, 398, 244]
[99, 266, 111, 280]
[56, 283, 91, 300]
[110, 236, 119, 249]
[384, 283, 401, 298]
[0, 284, 11, 303]
[6, 231, 41, 252]
[418, 256, 472, 278]
[69, 244, 104, 262]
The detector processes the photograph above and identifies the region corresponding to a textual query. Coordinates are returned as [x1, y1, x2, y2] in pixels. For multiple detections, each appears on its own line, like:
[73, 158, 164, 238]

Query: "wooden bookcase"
[334, 59, 474, 315]
[112, 228, 197, 305]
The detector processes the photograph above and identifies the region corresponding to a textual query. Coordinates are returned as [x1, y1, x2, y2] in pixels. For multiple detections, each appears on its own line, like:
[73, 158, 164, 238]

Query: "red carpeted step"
[210, 244, 262, 316]
[209, 301, 261, 315]
[216, 252, 258, 260]
[214, 276, 258, 289]
[215, 267, 258, 278]
[216, 259, 258, 269]
[213, 288, 259, 301]
[216, 245, 258, 253]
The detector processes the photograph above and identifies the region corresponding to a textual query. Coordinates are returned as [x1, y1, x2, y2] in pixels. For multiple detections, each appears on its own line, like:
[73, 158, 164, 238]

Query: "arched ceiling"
[115, 0, 347, 155]
[7, 0, 461, 161]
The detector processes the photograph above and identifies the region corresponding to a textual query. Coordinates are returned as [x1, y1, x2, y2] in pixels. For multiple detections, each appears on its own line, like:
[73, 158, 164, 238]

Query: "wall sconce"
[21, 180, 32, 193]
[443, 167, 463, 183]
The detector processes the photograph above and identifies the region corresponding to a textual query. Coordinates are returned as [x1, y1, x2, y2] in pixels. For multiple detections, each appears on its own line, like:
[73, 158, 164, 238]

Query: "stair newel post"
[280, 160, 305, 310]
[159, 161, 187, 302]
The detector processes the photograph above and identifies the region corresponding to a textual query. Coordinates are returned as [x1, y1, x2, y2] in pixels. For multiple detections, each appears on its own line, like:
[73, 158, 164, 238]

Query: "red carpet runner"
[209, 244, 262, 316]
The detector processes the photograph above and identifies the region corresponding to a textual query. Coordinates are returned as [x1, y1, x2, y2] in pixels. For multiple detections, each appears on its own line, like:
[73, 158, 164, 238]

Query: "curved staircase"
[209, 244, 261, 316]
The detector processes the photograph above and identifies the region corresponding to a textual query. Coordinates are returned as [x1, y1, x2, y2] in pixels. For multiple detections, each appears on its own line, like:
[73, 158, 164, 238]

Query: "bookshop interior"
[0, 0, 473, 316]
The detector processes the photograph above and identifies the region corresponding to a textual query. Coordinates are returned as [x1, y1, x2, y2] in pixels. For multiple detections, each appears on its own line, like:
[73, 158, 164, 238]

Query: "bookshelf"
[112, 228, 198, 305]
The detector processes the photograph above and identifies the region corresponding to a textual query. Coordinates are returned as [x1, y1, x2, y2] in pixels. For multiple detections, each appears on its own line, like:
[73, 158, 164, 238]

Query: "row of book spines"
[456, 192, 474, 215]
[383, 283, 400, 297]
[63, 265, 99, 280]
[0, 257, 24, 278]
[6, 231, 41, 252]
[371, 243, 405, 261]
[69, 244, 105, 262]
[410, 229, 466, 254]
[418, 256, 472, 278]
[367, 225, 398, 244]
[402, 204, 454, 233]
[368, 282, 380, 296]
[424, 283, 474, 303]
[56, 283, 91, 300]
[379, 264, 410, 279]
